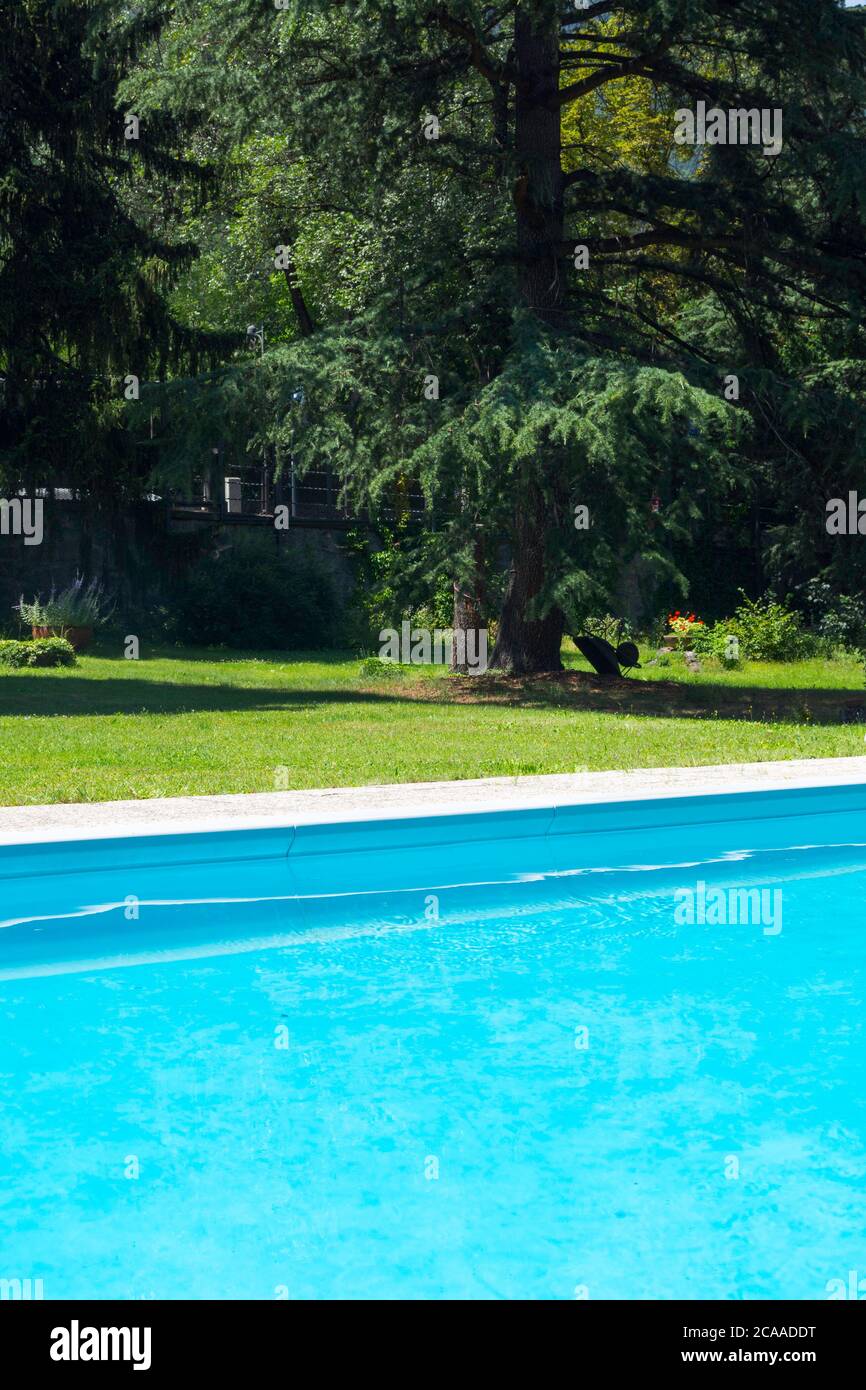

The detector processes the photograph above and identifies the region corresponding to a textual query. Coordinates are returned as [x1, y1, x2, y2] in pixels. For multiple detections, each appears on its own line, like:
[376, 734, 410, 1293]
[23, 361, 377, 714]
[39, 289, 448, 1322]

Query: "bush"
[583, 613, 635, 646]
[341, 525, 469, 650]
[169, 540, 340, 650]
[0, 637, 76, 668]
[801, 580, 866, 653]
[689, 625, 742, 666]
[733, 593, 817, 660]
[15, 575, 114, 629]
[692, 592, 816, 663]
[357, 655, 405, 679]
[343, 527, 459, 652]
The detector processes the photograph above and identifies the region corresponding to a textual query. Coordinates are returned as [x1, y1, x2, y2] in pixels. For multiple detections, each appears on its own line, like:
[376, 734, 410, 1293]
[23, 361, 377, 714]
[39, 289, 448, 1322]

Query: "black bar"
[4, 1298, 865, 1375]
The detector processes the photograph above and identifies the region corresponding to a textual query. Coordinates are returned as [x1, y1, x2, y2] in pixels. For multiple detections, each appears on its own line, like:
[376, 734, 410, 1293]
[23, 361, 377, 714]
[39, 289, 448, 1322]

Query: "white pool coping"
[1, 756, 866, 845]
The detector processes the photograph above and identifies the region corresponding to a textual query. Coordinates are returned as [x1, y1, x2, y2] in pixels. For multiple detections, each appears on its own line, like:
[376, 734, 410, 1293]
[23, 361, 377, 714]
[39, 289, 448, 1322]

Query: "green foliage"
[0, 0, 229, 494]
[693, 593, 816, 663]
[15, 577, 115, 629]
[168, 537, 339, 650]
[11, 0, 866, 667]
[357, 655, 404, 680]
[561, 18, 685, 184]
[689, 624, 742, 666]
[582, 614, 635, 647]
[165, 134, 375, 340]
[411, 573, 454, 633]
[801, 579, 866, 652]
[731, 594, 817, 662]
[343, 528, 454, 652]
[0, 637, 76, 667]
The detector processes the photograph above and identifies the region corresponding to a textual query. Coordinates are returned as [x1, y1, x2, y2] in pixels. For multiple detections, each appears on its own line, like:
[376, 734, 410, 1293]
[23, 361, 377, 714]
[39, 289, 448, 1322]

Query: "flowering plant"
[16, 575, 114, 629]
[667, 610, 704, 641]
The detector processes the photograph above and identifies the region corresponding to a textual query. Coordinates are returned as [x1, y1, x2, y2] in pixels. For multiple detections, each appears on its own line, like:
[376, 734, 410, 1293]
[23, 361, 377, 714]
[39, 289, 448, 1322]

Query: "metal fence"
[170, 460, 428, 528]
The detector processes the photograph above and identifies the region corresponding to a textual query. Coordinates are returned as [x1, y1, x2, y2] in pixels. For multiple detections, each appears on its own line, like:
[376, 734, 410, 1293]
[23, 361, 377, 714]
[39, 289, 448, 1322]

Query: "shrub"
[357, 655, 405, 679]
[689, 625, 742, 666]
[15, 575, 114, 629]
[583, 613, 635, 646]
[0, 640, 33, 668]
[344, 528, 456, 651]
[732, 593, 817, 660]
[801, 580, 866, 653]
[692, 592, 816, 663]
[169, 540, 339, 650]
[0, 637, 76, 668]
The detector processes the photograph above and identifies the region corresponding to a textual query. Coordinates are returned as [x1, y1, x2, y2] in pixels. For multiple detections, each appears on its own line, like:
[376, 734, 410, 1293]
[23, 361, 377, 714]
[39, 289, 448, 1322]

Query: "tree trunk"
[279, 233, 316, 337]
[491, 483, 565, 673]
[512, 10, 564, 325]
[492, 8, 565, 673]
[451, 533, 486, 673]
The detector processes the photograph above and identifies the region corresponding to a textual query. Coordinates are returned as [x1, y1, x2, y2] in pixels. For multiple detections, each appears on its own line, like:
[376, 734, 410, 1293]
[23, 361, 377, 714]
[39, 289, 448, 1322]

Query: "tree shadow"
[0, 675, 410, 718]
[88, 643, 359, 666]
[0, 665, 862, 725]
[447, 670, 866, 727]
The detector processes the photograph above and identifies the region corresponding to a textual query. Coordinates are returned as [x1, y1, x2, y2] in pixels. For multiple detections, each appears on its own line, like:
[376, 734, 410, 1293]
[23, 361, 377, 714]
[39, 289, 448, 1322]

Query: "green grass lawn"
[0, 641, 864, 805]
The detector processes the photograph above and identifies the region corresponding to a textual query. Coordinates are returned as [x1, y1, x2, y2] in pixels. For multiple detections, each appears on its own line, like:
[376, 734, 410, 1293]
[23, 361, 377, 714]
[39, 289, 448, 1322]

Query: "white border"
[1, 756, 865, 845]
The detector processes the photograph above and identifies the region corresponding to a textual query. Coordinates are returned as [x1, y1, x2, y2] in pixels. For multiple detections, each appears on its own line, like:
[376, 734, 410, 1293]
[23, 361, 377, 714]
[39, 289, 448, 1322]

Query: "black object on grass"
[575, 635, 641, 677]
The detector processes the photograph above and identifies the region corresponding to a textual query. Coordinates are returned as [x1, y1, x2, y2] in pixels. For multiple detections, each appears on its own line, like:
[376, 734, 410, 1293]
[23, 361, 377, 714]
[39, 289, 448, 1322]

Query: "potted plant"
[15, 576, 114, 651]
[664, 611, 704, 649]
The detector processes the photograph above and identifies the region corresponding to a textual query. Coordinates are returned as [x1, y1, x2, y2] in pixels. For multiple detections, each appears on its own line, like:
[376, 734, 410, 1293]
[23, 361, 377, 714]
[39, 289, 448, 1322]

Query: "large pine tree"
[125, 2, 866, 666]
[0, 0, 228, 496]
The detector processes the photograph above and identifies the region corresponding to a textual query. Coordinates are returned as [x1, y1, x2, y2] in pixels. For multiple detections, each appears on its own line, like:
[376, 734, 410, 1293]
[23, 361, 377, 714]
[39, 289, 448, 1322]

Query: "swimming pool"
[1, 783, 865, 1300]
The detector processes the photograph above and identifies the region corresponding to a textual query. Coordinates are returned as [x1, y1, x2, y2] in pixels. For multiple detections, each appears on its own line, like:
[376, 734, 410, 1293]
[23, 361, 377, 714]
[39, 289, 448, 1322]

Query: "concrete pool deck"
[1, 755, 866, 843]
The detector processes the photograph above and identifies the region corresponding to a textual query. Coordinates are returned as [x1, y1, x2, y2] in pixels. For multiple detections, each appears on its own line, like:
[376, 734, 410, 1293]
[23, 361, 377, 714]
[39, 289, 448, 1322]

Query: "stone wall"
[0, 500, 356, 633]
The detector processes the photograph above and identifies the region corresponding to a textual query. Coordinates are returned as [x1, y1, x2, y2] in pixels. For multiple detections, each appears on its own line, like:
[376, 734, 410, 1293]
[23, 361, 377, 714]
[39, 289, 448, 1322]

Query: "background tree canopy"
[4, 1, 866, 668]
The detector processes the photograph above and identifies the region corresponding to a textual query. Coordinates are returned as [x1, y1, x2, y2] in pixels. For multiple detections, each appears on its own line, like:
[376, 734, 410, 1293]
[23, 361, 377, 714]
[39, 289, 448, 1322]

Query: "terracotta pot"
[32, 624, 93, 651]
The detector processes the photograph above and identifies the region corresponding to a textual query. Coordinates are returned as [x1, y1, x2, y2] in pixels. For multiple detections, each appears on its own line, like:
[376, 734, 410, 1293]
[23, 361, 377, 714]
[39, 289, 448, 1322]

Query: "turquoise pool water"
[1, 787, 865, 1300]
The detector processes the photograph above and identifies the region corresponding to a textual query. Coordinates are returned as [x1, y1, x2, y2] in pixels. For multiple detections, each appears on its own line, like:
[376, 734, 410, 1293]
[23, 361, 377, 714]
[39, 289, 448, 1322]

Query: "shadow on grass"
[0, 666, 863, 725]
[0, 675, 404, 717]
[448, 670, 866, 726]
[86, 642, 359, 666]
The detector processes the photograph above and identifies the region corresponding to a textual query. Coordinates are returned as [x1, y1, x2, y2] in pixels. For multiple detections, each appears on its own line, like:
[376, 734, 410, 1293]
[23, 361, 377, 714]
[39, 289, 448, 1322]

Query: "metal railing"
[169, 461, 428, 528]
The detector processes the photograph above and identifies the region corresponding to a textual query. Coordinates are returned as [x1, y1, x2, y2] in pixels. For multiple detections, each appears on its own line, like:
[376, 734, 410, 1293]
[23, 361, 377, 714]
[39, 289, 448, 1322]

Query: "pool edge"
[0, 756, 865, 852]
